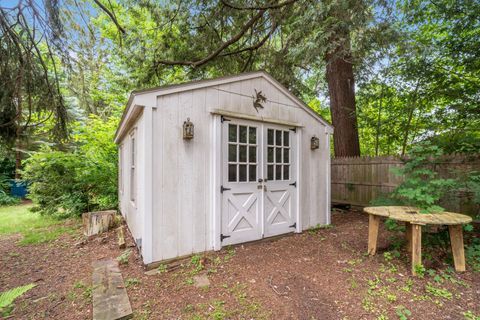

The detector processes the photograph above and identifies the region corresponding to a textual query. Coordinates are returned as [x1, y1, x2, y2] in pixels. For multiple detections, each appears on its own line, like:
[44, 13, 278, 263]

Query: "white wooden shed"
[114, 71, 333, 266]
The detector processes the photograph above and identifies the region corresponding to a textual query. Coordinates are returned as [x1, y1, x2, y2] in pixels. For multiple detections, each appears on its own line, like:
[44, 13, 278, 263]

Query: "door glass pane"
[248, 127, 256, 144]
[283, 148, 289, 163]
[275, 130, 282, 146]
[239, 126, 247, 143]
[267, 147, 274, 163]
[228, 164, 237, 182]
[283, 165, 290, 180]
[239, 145, 247, 162]
[228, 124, 237, 142]
[267, 129, 274, 145]
[283, 131, 289, 146]
[228, 144, 237, 162]
[276, 165, 282, 180]
[275, 148, 281, 163]
[239, 164, 247, 182]
[249, 146, 256, 162]
[249, 165, 256, 182]
[267, 165, 274, 180]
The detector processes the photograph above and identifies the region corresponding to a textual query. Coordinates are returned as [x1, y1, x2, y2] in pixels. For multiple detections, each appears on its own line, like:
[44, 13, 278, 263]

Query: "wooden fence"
[331, 154, 480, 215]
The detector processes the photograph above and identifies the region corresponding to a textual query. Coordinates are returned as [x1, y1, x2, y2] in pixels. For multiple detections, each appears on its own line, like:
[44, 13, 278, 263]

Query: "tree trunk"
[375, 84, 384, 156]
[326, 53, 361, 157]
[15, 140, 22, 180]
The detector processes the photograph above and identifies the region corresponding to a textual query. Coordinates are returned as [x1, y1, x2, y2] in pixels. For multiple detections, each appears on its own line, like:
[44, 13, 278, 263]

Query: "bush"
[371, 142, 456, 213]
[0, 191, 20, 206]
[0, 172, 19, 206]
[22, 115, 118, 218]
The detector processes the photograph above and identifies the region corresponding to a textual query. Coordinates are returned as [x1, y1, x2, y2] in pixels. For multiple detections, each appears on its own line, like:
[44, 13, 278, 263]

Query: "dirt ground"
[1, 208, 479, 320]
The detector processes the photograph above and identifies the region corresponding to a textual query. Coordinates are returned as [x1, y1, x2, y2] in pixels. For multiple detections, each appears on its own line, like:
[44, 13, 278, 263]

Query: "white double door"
[221, 118, 297, 246]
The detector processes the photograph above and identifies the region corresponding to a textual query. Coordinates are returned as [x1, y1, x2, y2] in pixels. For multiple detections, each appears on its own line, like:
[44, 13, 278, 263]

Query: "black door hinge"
[221, 116, 231, 123]
[220, 234, 231, 241]
[289, 127, 297, 132]
[289, 222, 297, 229]
[289, 181, 297, 187]
[220, 185, 231, 193]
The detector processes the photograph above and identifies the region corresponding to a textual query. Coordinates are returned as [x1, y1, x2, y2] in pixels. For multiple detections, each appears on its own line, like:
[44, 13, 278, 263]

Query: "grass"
[0, 204, 78, 245]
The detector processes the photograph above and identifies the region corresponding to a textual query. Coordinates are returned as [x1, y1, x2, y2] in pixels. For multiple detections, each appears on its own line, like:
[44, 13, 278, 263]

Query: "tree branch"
[219, 20, 278, 57]
[220, 0, 299, 10]
[155, 9, 266, 68]
[93, 0, 125, 34]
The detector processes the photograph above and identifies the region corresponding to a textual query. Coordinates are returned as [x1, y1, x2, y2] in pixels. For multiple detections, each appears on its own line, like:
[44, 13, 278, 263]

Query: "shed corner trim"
[114, 104, 145, 144]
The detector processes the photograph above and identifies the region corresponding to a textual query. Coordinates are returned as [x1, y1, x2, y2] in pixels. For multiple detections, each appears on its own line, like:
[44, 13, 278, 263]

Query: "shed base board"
[144, 232, 297, 270]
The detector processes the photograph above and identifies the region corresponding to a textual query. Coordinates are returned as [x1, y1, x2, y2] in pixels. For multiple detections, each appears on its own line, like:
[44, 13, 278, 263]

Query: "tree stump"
[83, 210, 117, 237]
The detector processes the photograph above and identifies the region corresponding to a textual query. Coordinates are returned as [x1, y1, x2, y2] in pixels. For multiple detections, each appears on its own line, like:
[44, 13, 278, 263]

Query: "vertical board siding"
[118, 112, 144, 242]
[148, 75, 330, 263]
[152, 107, 162, 259]
[331, 154, 480, 215]
[161, 93, 180, 260]
[193, 88, 208, 253]
[178, 91, 194, 256]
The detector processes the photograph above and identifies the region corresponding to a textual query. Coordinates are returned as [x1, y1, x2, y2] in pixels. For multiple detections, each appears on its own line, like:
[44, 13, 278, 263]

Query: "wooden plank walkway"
[92, 259, 133, 320]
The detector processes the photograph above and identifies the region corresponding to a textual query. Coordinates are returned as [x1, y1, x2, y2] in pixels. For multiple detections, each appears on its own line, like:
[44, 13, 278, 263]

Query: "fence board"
[331, 154, 480, 216]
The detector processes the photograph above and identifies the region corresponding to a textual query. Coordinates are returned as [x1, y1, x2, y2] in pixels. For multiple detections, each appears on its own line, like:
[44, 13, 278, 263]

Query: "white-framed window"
[130, 130, 136, 203]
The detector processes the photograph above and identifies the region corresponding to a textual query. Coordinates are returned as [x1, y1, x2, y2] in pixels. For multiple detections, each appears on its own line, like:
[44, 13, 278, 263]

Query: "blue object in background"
[10, 180, 28, 198]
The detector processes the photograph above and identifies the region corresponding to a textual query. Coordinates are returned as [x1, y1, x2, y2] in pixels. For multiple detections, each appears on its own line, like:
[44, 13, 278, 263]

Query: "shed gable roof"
[115, 71, 332, 142]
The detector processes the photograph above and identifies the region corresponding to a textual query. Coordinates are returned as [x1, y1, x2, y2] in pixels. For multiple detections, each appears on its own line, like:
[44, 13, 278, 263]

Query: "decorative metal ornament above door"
[253, 89, 267, 112]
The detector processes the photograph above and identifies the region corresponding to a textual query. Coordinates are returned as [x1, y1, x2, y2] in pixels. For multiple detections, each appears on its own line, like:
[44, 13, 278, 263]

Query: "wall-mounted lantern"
[311, 136, 320, 150]
[183, 118, 194, 139]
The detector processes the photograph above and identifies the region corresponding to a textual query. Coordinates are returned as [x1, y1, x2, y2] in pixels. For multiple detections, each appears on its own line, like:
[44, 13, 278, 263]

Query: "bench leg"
[405, 222, 412, 253]
[368, 214, 381, 255]
[449, 225, 466, 272]
[411, 224, 422, 275]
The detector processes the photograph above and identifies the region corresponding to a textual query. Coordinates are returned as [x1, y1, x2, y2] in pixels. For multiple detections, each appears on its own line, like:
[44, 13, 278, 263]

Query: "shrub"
[0, 173, 19, 205]
[391, 143, 456, 212]
[0, 191, 20, 206]
[371, 142, 456, 213]
[22, 115, 118, 218]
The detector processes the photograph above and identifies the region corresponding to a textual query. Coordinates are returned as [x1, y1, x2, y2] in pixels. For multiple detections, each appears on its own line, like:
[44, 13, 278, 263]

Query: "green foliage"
[0, 170, 19, 205]
[0, 158, 15, 179]
[381, 143, 456, 212]
[463, 310, 480, 320]
[383, 218, 403, 232]
[383, 250, 400, 262]
[117, 249, 131, 265]
[125, 278, 141, 288]
[465, 238, 480, 272]
[157, 263, 168, 273]
[356, 0, 480, 156]
[308, 223, 333, 235]
[22, 115, 118, 218]
[395, 305, 412, 320]
[0, 283, 36, 316]
[0, 191, 20, 206]
[464, 172, 480, 205]
[190, 254, 204, 273]
[414, 264, 426, 277]
[425, 283, 452, 300]
[386, 293, 397, 303]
